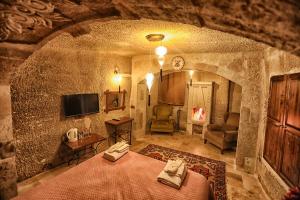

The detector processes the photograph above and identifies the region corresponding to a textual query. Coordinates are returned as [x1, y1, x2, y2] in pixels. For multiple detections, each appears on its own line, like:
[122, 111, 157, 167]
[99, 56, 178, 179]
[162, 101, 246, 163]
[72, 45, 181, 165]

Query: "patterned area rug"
[138, 144, 226, 200]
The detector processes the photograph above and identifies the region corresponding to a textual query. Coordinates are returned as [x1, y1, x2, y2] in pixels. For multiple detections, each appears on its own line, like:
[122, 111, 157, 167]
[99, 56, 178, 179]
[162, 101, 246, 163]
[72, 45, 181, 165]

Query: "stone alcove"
[131, 53, 259, 171]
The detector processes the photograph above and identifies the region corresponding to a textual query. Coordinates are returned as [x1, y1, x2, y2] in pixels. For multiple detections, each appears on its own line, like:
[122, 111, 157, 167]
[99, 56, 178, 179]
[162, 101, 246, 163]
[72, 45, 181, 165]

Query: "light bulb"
[113, 74, 122, 84]
[155, 46, 167, 57]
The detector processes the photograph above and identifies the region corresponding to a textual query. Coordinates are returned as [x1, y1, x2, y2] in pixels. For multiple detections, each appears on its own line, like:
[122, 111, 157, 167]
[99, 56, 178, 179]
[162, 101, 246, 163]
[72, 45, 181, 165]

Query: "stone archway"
[131, 52, 262, 172]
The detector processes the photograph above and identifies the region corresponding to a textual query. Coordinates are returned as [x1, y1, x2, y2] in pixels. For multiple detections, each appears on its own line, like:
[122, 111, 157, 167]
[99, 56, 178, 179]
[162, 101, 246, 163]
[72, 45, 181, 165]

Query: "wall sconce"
[189, 70, 194, 86]
[146, 73, 154, 106]
[113, 67, 122, 92]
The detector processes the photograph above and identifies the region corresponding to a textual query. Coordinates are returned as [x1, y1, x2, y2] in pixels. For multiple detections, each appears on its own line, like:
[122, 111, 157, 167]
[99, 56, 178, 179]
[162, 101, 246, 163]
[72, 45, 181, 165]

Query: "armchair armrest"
[224, 130, 238, 142]
[207, 124, 223, 131]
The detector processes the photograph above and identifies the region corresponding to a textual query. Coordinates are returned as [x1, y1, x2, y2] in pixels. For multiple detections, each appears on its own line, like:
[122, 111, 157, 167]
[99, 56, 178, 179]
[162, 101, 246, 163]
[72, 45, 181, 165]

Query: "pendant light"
[146, 34, 167, 81]
[146, 73, 154, 106]
[155, 45, 167, 81]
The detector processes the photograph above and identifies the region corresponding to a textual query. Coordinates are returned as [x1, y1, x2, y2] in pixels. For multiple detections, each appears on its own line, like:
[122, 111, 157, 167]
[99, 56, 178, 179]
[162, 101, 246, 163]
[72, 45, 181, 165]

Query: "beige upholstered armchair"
[204, 112, 240, 154]
[150, 104, 175, 134]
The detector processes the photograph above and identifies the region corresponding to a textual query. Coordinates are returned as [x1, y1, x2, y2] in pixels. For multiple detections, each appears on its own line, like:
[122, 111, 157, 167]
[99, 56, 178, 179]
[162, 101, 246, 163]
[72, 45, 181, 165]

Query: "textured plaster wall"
[144, 71, 241, 131]
[256, 48, 300, 200]
[0, 85, 17, 199]
[131, 52, 263, 171]
[10, 45, 131, 181]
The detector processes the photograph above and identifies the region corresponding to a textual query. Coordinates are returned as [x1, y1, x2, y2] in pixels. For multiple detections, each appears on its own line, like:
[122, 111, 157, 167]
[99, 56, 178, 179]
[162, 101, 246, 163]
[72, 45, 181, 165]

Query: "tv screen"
[63, 93, 99, 117]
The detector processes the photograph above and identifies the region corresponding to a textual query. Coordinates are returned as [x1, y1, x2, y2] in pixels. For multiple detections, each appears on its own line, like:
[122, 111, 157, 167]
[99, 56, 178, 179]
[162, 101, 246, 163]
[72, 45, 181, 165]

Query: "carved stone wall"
[0, 85, 17, 200]
[10, 35, 132, 181]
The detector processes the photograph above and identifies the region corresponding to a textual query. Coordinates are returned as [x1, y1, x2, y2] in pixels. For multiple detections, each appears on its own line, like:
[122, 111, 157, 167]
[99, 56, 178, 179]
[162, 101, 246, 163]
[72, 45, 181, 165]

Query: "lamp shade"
[113, 73, 122, 85]
[146, 73, 154, 92]
[155, 46, 167, 57]
[157, 56, 165, 67]
[189, 70, 194, 77]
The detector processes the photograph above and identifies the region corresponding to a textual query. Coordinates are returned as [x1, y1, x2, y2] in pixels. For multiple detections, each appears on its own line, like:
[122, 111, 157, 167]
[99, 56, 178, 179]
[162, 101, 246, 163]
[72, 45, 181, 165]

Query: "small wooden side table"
[105, 117, 133, 145]
[64, 133, 106, 165]
[192, 122, 204, 135]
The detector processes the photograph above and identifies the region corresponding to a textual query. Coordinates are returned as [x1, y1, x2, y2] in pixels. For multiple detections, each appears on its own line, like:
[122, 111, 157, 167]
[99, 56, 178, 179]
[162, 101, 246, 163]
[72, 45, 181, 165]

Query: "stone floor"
[17, 133, 270, 200]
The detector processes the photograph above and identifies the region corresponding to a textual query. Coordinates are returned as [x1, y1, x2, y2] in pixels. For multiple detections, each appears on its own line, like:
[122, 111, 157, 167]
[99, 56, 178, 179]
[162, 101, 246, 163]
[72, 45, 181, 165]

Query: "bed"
[13, 151, 209, 200]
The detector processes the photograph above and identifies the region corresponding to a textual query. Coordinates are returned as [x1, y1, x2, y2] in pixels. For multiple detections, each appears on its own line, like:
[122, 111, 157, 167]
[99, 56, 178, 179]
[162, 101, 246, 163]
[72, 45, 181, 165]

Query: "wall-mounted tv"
[63, 93, 99, 117]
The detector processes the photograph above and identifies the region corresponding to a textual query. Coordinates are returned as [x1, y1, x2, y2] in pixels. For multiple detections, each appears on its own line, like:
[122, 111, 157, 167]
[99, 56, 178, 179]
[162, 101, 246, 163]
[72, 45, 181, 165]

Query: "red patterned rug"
[138, 144, 226, 200]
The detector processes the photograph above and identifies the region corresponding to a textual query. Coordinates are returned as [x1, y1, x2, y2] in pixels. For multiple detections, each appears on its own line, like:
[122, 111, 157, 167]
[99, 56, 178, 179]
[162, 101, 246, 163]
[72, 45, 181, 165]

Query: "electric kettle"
[66, 128, 78, 142]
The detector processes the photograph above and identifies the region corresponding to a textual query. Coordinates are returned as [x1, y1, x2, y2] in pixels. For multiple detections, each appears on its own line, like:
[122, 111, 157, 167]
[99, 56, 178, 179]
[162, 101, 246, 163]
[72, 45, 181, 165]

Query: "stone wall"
[10, 42, 132, 181]
[0, 85, 17, 199]
[256, 48, 300, 199]
[144, 71, 241, 131]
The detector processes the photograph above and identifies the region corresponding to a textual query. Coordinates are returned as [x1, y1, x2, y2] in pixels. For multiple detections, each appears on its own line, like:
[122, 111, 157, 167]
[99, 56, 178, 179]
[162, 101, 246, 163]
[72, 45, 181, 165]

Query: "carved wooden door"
[264, 73, 300, 186]
[280, 73, 300, 185]
[264, 75, 286, 170]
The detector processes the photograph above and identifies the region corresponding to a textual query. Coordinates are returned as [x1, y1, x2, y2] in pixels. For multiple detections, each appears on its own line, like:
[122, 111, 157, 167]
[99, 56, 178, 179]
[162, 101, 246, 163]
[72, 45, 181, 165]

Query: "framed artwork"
[104, 90, 126, 113]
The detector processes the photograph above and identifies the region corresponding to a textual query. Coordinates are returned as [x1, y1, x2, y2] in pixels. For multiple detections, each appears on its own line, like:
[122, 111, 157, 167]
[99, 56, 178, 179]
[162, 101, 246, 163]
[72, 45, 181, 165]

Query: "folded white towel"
[103, 147, 129, 162]
[164, 159, 184, 175]
[115, 144, 129, 153]
[157, 165, 187, 189]
[107, 141, 127, 153]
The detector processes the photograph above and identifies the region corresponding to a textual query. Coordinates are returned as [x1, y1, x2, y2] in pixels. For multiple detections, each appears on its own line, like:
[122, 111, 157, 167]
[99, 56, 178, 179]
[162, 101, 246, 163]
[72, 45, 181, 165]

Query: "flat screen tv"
[63, 93, 99, 117]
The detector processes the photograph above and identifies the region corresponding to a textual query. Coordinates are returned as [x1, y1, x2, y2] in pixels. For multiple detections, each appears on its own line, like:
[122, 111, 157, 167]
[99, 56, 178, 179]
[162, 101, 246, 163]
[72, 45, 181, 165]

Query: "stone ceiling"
[0, 0, 299, 55]
[46, 19, 266, 56]
[0, 0, 299, 83]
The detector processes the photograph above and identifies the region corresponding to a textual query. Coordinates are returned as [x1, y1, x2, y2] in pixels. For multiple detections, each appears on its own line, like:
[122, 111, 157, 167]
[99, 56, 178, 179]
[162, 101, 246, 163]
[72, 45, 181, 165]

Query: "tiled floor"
[17, 133, 270, 200]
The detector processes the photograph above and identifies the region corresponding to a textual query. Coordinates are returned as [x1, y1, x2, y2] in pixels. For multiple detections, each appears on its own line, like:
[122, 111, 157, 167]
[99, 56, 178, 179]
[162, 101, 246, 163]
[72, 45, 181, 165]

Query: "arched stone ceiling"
[0, 0, 299, 83]
[45, 19, 266, 56]
[0, 0, 299, 55]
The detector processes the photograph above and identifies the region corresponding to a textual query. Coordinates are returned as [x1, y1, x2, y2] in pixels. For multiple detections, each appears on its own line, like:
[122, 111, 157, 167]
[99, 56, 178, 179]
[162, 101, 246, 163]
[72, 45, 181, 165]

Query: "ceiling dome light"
[155, 46, 167, 57]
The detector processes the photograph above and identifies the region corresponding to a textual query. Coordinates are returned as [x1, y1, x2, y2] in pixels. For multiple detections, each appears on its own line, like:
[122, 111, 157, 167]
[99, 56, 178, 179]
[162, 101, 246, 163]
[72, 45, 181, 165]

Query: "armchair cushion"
[156, 106, 172, 120]
[151, 120, 174, 132]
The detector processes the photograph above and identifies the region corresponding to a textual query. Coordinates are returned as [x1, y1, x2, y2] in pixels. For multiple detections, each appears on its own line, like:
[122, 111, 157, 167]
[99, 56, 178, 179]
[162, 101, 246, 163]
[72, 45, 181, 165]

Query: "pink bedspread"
[13, 151, 209, 200]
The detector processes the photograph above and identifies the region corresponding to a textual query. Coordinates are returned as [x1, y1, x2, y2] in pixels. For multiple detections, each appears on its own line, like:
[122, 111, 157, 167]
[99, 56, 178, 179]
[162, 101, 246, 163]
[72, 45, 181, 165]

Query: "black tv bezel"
[63, 93, 100, 118]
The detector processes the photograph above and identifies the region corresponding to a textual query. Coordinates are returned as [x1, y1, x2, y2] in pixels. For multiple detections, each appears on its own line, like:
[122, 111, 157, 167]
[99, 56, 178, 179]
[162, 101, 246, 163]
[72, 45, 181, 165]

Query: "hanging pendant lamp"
[146, 34, 167, 81]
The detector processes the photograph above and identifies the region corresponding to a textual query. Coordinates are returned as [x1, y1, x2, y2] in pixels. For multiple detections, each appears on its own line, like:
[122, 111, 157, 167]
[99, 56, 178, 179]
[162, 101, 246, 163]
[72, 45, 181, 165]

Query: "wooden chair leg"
[204, 139, 207, 144]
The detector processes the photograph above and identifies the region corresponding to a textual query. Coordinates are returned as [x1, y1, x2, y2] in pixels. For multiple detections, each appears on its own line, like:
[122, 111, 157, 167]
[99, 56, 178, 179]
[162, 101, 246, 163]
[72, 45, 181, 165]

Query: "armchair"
[150, 104, 175, 134]
[204, 112, 240, 154]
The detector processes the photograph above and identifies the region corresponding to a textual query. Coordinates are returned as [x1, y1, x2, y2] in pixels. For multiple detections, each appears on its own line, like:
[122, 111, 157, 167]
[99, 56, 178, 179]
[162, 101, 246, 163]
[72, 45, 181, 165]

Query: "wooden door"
[264, 75, 286, 169]
[267, 76, 286, 122]
[280, 129, 300, 185]
[264, 119, 284, 170]
[280, 73, 300, 185]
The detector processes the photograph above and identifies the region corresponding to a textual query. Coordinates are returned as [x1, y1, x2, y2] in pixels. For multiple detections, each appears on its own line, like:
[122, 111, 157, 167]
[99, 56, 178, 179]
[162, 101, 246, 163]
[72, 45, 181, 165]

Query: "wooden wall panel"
[158, 72, 185, 106]
[280, 129, 300, 186]
[267, 76, 286, 122]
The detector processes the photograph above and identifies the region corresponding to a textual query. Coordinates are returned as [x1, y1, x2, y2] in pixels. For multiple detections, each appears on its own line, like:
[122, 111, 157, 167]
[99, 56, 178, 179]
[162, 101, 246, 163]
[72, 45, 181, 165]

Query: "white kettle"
[66, 128, 78, 142]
